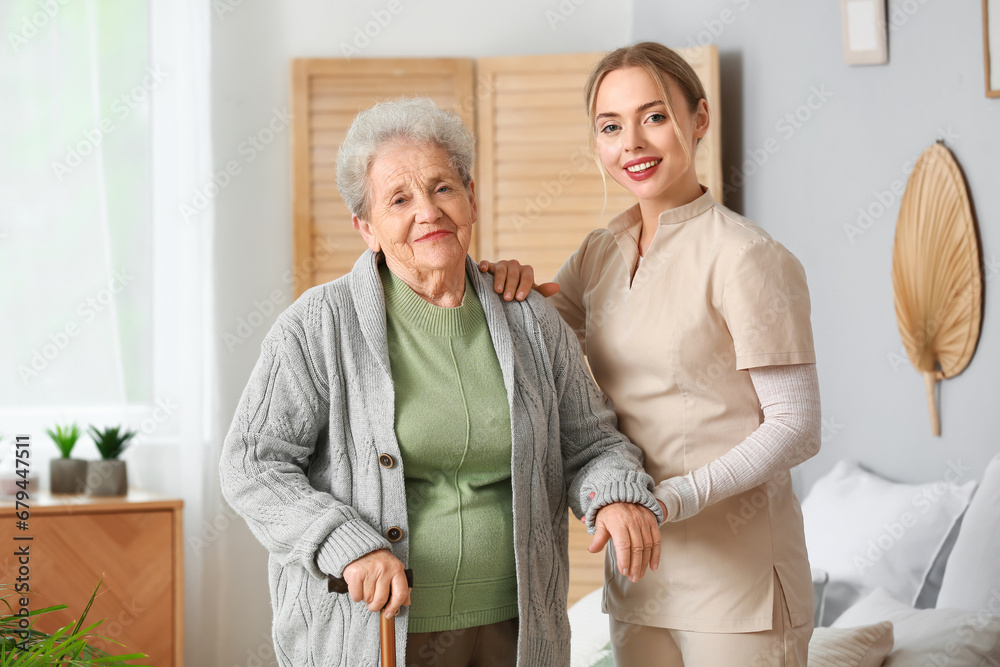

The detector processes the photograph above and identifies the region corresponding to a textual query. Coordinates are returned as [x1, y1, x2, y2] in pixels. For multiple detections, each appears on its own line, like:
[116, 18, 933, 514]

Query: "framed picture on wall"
[985, 0, 1000, 97]
[840, 0, 889, 65]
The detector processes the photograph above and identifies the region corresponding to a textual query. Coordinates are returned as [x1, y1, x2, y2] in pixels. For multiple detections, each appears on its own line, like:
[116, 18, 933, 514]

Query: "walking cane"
[328, 569, 414, 667]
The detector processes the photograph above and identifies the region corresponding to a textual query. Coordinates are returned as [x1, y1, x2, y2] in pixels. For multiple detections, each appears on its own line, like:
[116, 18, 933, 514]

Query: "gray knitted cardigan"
[220, 251, 662, 667]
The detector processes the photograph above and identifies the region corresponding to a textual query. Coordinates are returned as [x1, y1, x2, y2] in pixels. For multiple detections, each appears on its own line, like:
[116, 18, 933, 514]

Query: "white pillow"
[833, 588, 1000, 666]
[568, 587, 611, 667]
[801, 460, 975, 624]
[808, 621, 894, 667]
[938, 453, 1000, 612]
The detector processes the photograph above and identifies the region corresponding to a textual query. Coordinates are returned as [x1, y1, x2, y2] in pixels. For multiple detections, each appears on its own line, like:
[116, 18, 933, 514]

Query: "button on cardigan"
[219, 250, 663, 667]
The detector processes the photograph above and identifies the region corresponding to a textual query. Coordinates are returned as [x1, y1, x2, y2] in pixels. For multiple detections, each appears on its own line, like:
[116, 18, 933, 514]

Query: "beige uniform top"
[551, 188, 816, 633]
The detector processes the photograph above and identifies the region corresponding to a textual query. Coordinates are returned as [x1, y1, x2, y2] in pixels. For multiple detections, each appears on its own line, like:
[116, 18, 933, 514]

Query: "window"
[1, 1, 153, 410]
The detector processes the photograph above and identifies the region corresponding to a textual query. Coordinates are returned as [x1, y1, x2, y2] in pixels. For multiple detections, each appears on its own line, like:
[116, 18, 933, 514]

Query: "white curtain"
[148, 1, 220, 664]
[0, 1, 220, 662]
[0, 1, 153, 417]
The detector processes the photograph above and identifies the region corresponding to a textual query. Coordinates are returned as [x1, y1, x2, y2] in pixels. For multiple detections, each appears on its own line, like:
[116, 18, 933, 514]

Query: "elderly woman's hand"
[588, 502, 663, 583]
[342, 549, 412, 618]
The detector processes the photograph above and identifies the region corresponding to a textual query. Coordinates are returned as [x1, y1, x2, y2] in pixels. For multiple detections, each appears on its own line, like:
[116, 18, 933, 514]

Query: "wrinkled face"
[354, 139, 477, 275]
[593, 67, 707, 205]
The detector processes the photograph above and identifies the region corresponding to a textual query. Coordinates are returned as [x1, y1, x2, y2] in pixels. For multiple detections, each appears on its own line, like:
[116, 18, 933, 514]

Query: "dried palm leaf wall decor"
[892, 141, 982, 436]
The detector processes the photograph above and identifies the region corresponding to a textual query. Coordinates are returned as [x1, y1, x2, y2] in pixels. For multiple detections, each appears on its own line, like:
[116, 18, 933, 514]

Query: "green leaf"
[46, 423, 81, 458]
[86, 426, 136, 460]
[70, 575, 100, 637]
[0, 582, 148, 665]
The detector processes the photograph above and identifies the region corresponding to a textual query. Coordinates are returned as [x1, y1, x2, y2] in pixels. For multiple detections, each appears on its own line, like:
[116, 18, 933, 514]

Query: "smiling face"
[593, 67, 709, 213]
[353, 139, 477, 278]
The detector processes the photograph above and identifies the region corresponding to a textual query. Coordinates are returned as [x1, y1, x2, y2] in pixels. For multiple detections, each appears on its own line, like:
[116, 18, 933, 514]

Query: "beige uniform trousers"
[610, 571, 813, 666]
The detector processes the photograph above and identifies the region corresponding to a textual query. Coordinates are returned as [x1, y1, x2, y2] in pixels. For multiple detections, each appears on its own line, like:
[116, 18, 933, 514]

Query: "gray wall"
[632, 0, 1000, 491]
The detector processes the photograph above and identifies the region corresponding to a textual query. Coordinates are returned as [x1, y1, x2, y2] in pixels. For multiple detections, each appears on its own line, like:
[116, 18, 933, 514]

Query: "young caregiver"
[481, 42, 821, 665]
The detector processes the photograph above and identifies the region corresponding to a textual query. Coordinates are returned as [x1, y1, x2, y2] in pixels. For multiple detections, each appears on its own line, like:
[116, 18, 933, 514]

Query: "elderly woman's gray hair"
[336, 97, 476, 220]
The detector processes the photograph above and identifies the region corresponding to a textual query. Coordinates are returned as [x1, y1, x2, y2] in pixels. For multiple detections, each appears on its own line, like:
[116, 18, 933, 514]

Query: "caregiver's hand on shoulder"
[589, 502, 662, 583]
[342, 549, 411, 617]
[478, 259, 561, 301]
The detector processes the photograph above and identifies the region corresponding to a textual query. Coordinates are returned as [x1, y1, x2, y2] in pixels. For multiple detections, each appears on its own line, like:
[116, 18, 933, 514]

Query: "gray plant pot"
[50, 458, 88, 494]
[86, 460, 128, 496]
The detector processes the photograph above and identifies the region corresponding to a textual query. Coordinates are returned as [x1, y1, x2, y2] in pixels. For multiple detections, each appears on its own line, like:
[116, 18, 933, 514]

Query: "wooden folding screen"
[680, 45, 723, 202]
[290, 58, 475, 297]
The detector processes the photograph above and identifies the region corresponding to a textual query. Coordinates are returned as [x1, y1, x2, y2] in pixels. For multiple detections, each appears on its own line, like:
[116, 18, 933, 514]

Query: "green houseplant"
[85, 427, 136, 497]
[47, 424, 86, 495]
[1, 580, 148, 665]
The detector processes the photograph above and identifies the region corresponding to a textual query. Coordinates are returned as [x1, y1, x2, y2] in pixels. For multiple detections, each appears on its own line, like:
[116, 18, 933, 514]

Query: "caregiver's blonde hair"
[584, 42, 708, 168]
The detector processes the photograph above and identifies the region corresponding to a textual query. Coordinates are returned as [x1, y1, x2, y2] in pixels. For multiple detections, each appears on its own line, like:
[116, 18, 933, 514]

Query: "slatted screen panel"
[681, 45, 723, 205]
[476, 48, 722, 282]
[291, 58, 475, 296]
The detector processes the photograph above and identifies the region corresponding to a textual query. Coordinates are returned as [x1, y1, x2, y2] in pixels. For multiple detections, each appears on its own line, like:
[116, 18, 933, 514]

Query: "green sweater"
[380, 264, 517, 633]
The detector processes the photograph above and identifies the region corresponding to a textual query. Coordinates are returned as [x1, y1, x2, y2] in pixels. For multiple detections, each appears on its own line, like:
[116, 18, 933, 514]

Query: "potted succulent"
[85, 426, 136, 497]
[47, 423, 87, 494]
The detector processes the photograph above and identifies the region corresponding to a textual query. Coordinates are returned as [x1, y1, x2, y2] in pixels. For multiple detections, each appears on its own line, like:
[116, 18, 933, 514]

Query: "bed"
[568, 453, 1000, 666]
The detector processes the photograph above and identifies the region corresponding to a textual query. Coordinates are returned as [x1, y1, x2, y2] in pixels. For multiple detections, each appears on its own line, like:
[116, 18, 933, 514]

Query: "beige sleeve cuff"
[736, 349, 817, 370]
[655, 363, 821, 523]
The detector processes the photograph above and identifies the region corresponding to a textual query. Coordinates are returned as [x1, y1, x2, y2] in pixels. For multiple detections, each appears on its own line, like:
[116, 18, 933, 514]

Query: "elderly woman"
[219, 97, 664, 667]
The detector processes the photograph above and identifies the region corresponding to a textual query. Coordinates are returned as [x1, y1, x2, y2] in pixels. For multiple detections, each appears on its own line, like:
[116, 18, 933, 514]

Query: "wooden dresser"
[0, 490, 184, 666]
